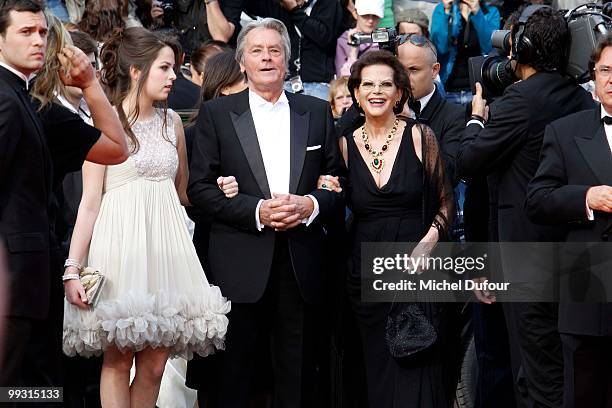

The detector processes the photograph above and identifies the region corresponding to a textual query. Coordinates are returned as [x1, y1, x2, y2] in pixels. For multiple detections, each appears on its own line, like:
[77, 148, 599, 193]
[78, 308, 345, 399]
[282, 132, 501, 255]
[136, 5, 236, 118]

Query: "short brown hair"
[347, 50, 412, 115]
[69, 30, 97, 57]
[0, 0, 44, 37]
[589, 35, 612, 79]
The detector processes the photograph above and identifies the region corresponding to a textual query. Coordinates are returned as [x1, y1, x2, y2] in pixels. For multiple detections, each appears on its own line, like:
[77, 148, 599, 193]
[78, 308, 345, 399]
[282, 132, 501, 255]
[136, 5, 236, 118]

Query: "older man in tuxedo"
[186, 17, 343, 408]
[526, 36, 612, 408]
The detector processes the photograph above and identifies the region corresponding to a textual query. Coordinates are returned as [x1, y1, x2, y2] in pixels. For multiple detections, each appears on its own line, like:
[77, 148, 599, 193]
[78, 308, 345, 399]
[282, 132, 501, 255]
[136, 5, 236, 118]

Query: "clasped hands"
[216, 176, 314, 231]
[259, 193, 314, 231]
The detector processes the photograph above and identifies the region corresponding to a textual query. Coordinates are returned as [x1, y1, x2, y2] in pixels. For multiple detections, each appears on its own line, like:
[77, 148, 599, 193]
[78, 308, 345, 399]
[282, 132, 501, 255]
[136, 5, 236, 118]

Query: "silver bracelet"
[62, 273, 80, 282]
[64, 258, 83, 271]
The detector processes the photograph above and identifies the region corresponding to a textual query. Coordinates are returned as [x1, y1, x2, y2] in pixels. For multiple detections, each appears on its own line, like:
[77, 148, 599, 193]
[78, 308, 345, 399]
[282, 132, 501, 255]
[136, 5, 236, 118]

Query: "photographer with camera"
[457, 6, 595, 407]
[335, 0, 383, 77]
[431, 0, 500, 104]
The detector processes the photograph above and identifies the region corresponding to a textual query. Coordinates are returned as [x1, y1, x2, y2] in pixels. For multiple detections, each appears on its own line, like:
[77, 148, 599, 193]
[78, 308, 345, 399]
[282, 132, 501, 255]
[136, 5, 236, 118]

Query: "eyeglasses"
[397, 34, 437, 59]
[594, 65, 612, 79]
[359, 80, 395, 92]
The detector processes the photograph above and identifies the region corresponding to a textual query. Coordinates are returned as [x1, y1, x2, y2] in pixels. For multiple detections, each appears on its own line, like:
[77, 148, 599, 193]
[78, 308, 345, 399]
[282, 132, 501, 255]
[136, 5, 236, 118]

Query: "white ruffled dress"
[63, 109, 230, 359]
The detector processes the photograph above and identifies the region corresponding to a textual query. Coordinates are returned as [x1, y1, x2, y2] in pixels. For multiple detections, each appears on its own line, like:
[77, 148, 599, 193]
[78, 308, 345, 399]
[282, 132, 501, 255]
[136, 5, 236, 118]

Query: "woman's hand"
[217, 176, 238, 198]
[463, 0, 480, 14]
[64, 268, 89, 309]
[443, 0, 453, 14]
[406, 240, 437, 275]
[317, 175, 342, 192]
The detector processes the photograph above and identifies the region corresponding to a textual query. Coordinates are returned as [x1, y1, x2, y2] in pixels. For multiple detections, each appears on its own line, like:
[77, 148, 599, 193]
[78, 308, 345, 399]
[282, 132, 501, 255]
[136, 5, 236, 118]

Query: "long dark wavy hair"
[78, 0, 126, 43]
[187, 50, 245, 126]
[100, 27, 180, 153]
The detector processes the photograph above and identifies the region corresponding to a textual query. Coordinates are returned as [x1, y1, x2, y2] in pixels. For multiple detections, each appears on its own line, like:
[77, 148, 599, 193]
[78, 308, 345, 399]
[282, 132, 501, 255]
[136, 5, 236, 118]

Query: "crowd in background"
[0, 0, 610, 407]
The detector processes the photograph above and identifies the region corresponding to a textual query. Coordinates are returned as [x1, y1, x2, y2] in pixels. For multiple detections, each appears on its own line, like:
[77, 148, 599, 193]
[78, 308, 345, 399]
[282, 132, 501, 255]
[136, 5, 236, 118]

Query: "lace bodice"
[130, 109, 178, 181]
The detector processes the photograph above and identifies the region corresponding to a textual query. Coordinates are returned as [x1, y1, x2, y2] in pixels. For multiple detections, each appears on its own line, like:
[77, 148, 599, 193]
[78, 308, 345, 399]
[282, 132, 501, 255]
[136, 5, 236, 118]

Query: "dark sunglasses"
[397, 34, 437, 59]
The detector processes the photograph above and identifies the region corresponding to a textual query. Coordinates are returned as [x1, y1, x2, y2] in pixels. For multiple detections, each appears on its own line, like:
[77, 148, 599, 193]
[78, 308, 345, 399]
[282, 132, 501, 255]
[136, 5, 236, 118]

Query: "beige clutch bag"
[80, 267, 106, 307]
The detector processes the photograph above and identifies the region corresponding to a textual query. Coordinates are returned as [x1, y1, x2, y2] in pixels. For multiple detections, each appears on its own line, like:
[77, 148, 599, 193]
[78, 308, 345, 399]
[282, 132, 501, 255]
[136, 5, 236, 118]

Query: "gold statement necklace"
[361, 118, 399, 173]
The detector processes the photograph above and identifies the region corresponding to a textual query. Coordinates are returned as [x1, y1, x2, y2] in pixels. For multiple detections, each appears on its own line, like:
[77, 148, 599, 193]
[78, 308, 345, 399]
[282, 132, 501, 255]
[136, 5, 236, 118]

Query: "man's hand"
[471, 82, 488, 121]
[586, 185, 612, 213]
[259, 195, 297, 230]
[58, 45, 96, 90]
[269, 193, 314, 231]
[472, 276, 496, 304]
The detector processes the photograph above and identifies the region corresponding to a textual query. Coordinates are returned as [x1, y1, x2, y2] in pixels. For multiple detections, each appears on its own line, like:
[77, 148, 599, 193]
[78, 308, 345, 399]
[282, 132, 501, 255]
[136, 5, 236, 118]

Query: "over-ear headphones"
[511, 5, 551, 64]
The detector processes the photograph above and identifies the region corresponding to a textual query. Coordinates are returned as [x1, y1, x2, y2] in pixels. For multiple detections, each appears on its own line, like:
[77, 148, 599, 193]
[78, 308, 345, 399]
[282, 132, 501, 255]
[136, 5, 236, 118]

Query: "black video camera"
[160, 0, 174, 29]
[468, 3, 612, 99]
[348, 27, 399, 53]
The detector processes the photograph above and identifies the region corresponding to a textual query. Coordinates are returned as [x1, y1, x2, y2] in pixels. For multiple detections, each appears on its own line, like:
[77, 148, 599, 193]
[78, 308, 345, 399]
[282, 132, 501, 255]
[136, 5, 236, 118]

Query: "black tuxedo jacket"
[0, 66, 52, 319]
[526, 106, 612, 336]
[458, 72, 595, 244]
[419, 88, 464, 186]
[167, 73, 200, 111]
[187, 89, 343, 304]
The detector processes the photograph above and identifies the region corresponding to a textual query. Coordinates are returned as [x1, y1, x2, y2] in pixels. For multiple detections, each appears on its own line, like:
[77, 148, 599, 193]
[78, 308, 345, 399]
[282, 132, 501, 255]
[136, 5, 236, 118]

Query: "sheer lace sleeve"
[418, 123, 455, 240]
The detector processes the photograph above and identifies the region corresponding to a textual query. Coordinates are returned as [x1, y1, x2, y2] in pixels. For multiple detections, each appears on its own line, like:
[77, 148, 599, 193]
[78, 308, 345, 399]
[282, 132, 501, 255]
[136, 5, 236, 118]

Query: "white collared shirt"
[249, 89, 319, 230]
[419, 86, 436, 113]
[0, 61, 35, 90]
[250, 89, 292, 196]
[56, 94, 93, 125]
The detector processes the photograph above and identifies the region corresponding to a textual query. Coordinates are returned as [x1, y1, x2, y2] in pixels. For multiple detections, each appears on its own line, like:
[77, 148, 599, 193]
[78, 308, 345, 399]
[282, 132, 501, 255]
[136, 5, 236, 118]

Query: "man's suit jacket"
[458, 72, 595, 243]
[167, 73, 200, 111]
[187, 89, 343, 304]
[526, 106, 612, 336]
[419, 87, 463, 186]
[0, 66, 53, 319]
[458, 72, 594, 281]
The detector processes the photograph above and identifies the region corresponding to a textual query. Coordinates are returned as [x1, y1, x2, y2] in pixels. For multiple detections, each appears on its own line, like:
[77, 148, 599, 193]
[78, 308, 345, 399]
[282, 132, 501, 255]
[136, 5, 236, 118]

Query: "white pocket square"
[306, 145, 321, 151]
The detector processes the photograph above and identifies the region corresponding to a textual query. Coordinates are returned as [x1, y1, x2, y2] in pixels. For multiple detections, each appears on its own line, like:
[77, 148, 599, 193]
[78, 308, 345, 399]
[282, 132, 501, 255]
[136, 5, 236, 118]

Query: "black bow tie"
[409, 99, 421, 117]
[602, 116, 612, 125]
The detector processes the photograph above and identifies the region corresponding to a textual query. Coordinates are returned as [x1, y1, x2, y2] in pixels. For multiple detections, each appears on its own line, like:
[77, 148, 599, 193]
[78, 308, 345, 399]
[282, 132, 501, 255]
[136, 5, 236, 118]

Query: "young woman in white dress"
[62, 27, 230, 407]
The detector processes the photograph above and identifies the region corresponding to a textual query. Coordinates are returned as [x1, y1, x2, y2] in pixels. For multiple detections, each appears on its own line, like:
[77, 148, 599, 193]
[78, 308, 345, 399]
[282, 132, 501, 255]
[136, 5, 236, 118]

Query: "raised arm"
[58, 45, 128, 164]
[206, 0, 236, 43]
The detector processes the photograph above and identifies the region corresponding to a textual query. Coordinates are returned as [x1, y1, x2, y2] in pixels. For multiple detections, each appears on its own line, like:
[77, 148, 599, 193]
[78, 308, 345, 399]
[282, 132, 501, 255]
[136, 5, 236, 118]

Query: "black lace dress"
[346, 122, 455, 408]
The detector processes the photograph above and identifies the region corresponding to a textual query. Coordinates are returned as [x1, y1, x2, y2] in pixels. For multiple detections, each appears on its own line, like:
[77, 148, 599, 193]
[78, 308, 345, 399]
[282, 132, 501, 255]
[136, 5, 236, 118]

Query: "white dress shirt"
[586, 107, 612, 220]
[249, 90, 319, 230]
[56, 94, 93, 125]
[419, 86, 435, 113]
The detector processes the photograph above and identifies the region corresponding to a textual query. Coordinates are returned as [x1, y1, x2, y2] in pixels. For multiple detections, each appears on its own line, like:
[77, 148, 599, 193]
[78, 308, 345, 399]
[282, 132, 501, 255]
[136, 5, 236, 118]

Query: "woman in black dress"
[321, 50, 455, 408]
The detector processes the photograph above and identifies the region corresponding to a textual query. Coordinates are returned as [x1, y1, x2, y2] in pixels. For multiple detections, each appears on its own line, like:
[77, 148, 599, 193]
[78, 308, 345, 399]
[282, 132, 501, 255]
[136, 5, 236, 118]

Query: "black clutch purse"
[385, 302, 437, 359]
